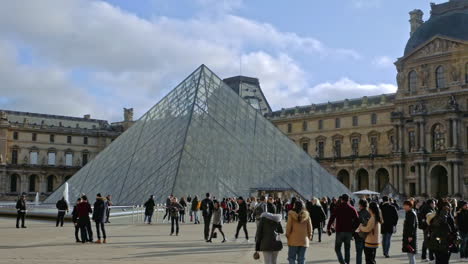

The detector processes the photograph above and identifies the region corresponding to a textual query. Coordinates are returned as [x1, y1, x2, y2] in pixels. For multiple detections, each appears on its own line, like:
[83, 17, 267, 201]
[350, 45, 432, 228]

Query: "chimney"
[124, 108, 134, 122]
[409, 9, 424, 36]
[83, 114, 91, 119]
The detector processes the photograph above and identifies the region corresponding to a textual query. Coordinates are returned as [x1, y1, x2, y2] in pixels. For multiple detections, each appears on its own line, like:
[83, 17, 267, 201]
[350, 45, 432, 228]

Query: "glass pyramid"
[45, 65, 351, 205]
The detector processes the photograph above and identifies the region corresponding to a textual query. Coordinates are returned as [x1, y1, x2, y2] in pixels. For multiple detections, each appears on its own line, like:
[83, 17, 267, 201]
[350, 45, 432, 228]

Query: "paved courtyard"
[0, 215, 464, 264]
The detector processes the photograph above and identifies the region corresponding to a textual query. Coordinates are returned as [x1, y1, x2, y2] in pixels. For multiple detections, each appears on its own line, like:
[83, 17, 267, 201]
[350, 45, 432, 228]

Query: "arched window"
[29, 175, 37, 192]
[47, 175, 54, 192]
[408, 70, 418, 92]
[371, 113, 377, 125]
[10, 174, 18, 193]
[436, 66, 445, 88]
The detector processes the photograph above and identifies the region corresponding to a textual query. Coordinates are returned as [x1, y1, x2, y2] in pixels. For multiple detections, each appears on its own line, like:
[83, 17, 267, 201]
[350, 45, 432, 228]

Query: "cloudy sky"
[0, 0, 447, 122]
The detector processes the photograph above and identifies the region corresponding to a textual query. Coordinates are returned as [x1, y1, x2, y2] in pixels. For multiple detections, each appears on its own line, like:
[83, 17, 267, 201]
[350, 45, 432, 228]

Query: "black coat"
[267, 202, 276, 214]
[402, 210, 418, 253]
[255, 215, 284, 252]
[428, 212, 455, 253]
[238, 201, 248, 222]
[92, 198, 107, 223]
[201, 198, 214, 217]
[381, 203, 399, 234]
[72, 205, 79, 223]
[144, 198, 156, 215]
[306, 202, 326, 229]
[16, 199, 26, 211]
[457, 210, 468, 233]
[56, 199, 68, 211]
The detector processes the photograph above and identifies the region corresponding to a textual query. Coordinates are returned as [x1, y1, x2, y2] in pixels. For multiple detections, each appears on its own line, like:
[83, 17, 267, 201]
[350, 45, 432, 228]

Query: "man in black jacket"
[234, 197, 249, 241]
[419, 199, 435, 261]
[201, 193, 214, 241]
[16, 193, 27, 228]
[380, 196, 399, 258]
[457, 201, 468, 260]
[72, 198, 82, 242]
[56, 197, 69, 227]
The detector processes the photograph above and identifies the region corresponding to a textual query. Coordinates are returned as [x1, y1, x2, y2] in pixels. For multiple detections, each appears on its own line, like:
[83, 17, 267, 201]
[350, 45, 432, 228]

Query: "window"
[371, 113, 377, 125]
[351, 138, 359, 156]
[84, 136, 89, 145]
[370, 136, 378, 155]
[436, 66, 445, 88]
[302, 121, 308, 132]
[65, 153, 73, 167]
[352, 116, 358, 127]
[335, 118, 340, 129]
[10, 174, 18, 193]
[11, 149, 18, 165]
[48, 152, 56, 166]
[30, 151, 38, 165]
[47, 175, 54, 192]
[408, 70, 418, 92]
[334, 140, 341, 158]
[317, 141, 324, 158]
[287, 124, 292, 133]
[50, 134, 55, 143]
[67, 136, 72, 144]
[318, 120, 323, 130]
[302, 142, 309, 153]
[29, 175, 37, 192]
[82, 153, 89, 166]
[13, 131, 18, 140]
[32, 133, 37, 141]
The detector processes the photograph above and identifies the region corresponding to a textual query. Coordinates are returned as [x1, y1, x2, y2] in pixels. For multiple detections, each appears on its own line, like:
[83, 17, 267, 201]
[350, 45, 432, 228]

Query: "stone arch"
[375, 168, 390, 192]
[28, 174, 38, 193]
[430, 165, 448, 197]
[337, 169, 350, 189]
[356, 168, 369, 190]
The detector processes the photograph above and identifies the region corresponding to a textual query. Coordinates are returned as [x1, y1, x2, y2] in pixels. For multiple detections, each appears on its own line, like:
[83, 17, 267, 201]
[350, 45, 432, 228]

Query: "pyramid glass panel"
[46, 65, 350, 205]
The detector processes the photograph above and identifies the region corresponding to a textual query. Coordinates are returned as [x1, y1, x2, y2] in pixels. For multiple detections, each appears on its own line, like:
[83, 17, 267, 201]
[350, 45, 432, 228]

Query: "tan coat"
[359, 213, 381, 248]
[286, 210, 313, 247]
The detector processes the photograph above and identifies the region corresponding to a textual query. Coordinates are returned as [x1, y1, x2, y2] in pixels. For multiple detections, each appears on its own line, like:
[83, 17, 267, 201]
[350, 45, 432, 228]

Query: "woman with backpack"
[286, 201, 312, 264]
[255, 209, 284, 264]
[358, 202, 382, 264]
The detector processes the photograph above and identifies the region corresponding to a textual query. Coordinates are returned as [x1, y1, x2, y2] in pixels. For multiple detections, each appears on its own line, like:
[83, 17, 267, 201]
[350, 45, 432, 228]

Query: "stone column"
[426, 164, 432, 196]
[448, 163, 454, 195]
[416, 164, 421, 195]
[390, 165, 395, 186]
[416, 122, 421, 150]
[420, 121, 426, 151]
[398, 165, 404, 193]
[20, 174, 27, 193]
[393, 125, 399, 152]
[398, 125, 403, 152]
[421, 163, 427, 195]
[453, 119, 459, 149]
[453, 162, 459, 195]
[448, 119, 454, 148]
[369, 168, 376, 191]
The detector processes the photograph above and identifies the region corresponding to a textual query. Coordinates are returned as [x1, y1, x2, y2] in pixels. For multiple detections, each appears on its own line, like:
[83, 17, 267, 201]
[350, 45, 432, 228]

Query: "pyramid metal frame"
[46, 65, 351, 205]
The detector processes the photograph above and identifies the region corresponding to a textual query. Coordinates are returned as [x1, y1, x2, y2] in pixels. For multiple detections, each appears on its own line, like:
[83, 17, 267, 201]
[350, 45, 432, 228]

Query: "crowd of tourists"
[13, 191, 468, 264]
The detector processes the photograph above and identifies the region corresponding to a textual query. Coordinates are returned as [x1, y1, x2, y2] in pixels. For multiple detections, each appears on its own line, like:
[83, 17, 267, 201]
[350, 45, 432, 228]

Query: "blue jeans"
[407, 253, 416, 264]
[288, 246, 307, 264]
[461, 231, 468, 259]
[335, 232, 353, 264]
[382, 233, 392, 256]
[355, 236, 365, 264]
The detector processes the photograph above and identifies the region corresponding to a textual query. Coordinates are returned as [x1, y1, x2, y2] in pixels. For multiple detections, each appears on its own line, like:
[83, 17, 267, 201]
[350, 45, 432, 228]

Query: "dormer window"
[408, 70, 418, 92]
[436, 66, 445, 88]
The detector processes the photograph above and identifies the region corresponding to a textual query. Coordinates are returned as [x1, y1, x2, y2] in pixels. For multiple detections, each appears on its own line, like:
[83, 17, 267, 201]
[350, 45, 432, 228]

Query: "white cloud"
[372, 56, 395, 68]
[0, 0, 373, 121]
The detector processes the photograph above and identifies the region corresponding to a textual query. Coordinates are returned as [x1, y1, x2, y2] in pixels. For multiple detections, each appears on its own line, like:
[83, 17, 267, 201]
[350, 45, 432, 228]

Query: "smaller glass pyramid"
[46, 65, 351, 205]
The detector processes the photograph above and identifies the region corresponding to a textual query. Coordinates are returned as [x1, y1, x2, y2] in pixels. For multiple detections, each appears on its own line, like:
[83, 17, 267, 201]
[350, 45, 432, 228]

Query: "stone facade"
[267, 1, 468, 198]
[0, 109, 132, 200]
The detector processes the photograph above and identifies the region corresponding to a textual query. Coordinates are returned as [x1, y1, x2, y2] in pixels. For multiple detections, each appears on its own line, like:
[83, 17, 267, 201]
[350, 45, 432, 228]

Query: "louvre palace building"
[266, 0, 468, 198]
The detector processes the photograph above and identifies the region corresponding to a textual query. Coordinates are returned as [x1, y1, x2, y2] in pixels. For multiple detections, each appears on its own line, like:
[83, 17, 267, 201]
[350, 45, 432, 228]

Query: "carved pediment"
[409, 37, 464, 60]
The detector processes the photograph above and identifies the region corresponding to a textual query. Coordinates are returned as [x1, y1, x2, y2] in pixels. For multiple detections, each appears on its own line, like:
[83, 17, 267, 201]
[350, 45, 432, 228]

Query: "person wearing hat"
[92, 193, 108, 244]
[15, 193, 27, 228]
[234, 196, 249, 242]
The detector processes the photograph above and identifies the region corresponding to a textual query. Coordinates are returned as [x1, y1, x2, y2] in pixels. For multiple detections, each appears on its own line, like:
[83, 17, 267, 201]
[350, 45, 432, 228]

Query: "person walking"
[327, 194, 359, 264]
[77, 195, 93, 243]
[56, 197, 69, 227]
[355, 199, 371, 264]
[92, 193, 108, 244]
[286, 201, 313, 264]
[144, 195, 156, 224]
[380, 196, 398, 258]
[428, 201, 456, 264]
[162, 194, 173, 223]
[359, 202, 382, 264]
[179, 197, 187, 223]
[191, 195, 200, 224]
[234, 196, 249, 242]
[169, 197, 183, 236]
[419, 199, 436, 262]
[207, 201, 226, 243]
[72, 198, 82, 242]
[201, 193, 214, 241]
[306, 197, 326, 243]
[255, 211, 284, 264]
[457, 201, 468, 261]
[105, 195, 112, 223]
[16, 193, 27, 228]
[402, 200, 418, 264]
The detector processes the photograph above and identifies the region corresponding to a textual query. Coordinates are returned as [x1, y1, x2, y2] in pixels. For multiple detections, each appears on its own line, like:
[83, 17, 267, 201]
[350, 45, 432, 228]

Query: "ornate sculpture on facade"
[432, 124, 446, 151]
[0, 111, 7, 120]
[413, 100, 427, 114]
[447, 94, 459, 111]
[450, 64, 460, 82]
[409, 131, 416, 152]
[420, 64, 431, 87]
[370, 143, 377, 157]
[396, 65, 405, 89]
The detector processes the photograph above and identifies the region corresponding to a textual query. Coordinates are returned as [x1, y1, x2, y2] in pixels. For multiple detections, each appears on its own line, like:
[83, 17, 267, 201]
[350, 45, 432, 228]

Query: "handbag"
[253, 251, 260, 260]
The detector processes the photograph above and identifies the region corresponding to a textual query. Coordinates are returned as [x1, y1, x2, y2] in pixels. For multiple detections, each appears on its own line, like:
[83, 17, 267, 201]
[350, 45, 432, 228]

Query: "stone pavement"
[0, 216, 464, 264]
